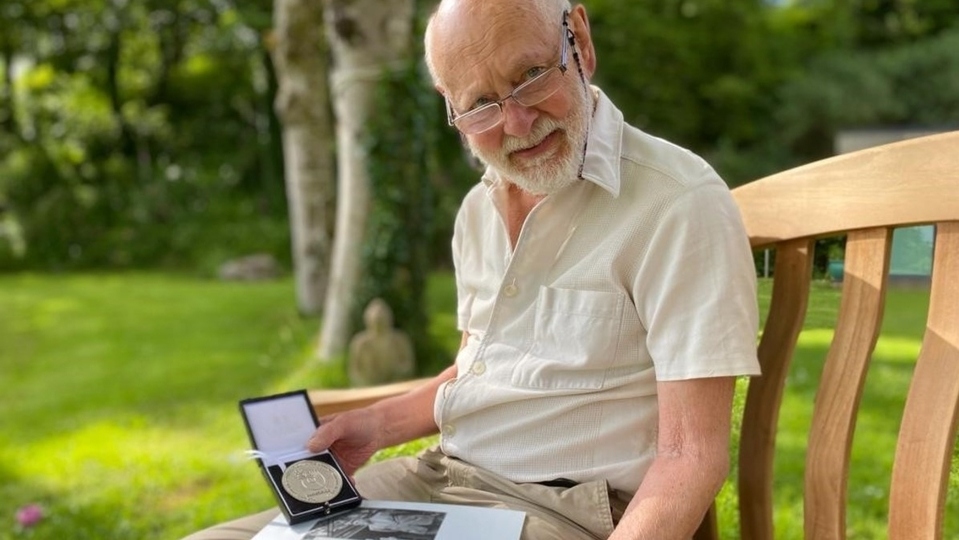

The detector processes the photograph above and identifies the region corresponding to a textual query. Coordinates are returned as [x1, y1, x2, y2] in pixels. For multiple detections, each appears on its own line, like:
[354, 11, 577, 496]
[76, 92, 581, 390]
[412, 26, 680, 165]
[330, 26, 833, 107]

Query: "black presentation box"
[239, 390, 362, 524]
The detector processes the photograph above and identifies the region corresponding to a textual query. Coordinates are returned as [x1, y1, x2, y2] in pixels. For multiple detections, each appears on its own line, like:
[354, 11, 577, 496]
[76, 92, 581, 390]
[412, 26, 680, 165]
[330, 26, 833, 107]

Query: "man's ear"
[569, 4, 596, 78]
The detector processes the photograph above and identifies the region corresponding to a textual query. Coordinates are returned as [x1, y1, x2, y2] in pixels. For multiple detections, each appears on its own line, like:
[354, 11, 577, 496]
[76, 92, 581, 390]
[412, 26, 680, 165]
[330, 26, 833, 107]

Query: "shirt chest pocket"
[512, 287, 626, 390]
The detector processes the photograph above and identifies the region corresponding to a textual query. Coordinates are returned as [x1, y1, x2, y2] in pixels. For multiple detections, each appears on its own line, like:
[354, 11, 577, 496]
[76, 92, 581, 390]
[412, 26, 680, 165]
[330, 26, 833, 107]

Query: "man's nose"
[500, 99, 537, 137]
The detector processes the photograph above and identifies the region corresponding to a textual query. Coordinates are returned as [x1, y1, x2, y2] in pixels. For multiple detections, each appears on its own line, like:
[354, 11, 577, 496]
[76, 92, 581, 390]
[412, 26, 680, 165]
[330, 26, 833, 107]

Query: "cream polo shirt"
[435, 87, 760, 495]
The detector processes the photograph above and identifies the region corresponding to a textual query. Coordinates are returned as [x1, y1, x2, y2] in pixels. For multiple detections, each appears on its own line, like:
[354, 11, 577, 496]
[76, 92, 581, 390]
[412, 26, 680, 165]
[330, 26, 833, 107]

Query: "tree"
[587, 0, 794, 185]
[775, 27, 959, 161]
[270, 0, 334, 315]
[0, 0, 286, 271]
[316, 0, 418, 362]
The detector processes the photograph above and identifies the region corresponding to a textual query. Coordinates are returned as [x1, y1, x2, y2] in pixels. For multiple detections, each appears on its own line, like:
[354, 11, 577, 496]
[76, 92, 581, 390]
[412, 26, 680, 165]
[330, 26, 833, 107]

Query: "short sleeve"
[636, 183, 761, 380]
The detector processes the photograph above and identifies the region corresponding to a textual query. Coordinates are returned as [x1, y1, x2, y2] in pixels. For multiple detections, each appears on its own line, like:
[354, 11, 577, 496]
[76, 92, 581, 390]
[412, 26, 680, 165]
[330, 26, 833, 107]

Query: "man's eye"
[524, 66, 548, 80]
[473, 97, 494, 108]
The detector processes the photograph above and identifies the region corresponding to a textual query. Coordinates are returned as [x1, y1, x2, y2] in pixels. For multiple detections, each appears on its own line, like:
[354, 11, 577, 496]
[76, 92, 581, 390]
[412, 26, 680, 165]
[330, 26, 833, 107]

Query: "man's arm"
[367, 331, 468, 447]
[609, 376, 736, 539]
[306, 334, 466, 475]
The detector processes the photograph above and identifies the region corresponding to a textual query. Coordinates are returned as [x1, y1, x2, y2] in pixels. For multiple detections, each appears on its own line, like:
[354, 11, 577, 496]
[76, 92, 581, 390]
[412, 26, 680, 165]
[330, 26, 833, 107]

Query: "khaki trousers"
[184, 447, 628, 540]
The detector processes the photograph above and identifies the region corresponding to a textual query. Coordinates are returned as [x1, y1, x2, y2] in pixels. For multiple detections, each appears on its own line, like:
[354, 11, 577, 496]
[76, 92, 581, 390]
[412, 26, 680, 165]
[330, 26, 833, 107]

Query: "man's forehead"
[429, 3, 556, 87]
[432, 0, 558, 50]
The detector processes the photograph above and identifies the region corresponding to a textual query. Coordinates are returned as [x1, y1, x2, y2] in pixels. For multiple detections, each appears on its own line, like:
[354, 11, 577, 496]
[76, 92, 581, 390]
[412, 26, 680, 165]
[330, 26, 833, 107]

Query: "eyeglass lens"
[455, 69, 564, 134]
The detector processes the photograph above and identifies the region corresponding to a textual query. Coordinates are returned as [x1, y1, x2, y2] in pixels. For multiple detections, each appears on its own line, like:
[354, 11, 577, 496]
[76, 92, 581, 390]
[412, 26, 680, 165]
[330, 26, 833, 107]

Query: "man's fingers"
[306, 422, 337, 453]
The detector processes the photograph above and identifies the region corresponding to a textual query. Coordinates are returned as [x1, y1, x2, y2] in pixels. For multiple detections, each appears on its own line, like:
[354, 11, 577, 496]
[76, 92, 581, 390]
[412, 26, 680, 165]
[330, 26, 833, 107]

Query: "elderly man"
[185, 0, 759, 538]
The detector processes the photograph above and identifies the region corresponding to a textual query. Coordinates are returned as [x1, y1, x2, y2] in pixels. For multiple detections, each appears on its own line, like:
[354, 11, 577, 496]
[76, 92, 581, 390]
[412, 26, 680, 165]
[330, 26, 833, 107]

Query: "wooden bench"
[709, 130, 959, 540]
[310, 131, 959, 539]
[309, 378, 429, 417]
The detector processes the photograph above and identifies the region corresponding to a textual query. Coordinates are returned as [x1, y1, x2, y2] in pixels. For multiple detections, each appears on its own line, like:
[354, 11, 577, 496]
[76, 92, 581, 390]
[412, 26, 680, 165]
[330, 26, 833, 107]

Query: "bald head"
[424, 0, 572, 92]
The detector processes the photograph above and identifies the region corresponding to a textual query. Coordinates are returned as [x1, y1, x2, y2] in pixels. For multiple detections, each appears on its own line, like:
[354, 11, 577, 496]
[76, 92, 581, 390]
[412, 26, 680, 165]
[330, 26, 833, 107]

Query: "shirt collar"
[580, 86, 623, 197]
[479, 86, 624, 198]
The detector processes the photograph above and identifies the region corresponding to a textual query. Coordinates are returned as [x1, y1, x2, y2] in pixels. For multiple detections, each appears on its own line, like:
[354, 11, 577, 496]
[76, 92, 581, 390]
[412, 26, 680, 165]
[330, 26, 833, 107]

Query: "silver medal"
[281, 460, 344, 504]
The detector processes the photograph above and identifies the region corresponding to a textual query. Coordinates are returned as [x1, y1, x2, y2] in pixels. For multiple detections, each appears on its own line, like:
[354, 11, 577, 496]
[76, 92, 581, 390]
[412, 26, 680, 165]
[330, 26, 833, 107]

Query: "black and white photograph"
[304, 508, 446, 540]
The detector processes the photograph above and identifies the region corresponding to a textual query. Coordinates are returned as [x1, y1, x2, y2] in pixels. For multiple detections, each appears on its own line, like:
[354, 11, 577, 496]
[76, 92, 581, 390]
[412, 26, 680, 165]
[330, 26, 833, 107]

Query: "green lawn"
[0, 273, 955, 539]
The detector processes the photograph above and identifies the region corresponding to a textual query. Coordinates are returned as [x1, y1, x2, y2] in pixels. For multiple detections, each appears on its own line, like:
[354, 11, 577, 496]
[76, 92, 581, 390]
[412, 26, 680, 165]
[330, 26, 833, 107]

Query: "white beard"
[468, 83, 591, 196]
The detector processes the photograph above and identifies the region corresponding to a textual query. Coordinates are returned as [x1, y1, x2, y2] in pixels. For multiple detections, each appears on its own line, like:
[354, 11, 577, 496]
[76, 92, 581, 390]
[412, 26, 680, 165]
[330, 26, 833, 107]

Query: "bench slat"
[804, 228, 892, 539]
[889, 222, 959, 539]
[739, 239, 814, 540]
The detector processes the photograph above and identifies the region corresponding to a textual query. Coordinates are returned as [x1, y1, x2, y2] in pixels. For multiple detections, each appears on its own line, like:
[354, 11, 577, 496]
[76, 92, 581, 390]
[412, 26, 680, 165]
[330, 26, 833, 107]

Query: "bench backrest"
[701, 131, 959, 540]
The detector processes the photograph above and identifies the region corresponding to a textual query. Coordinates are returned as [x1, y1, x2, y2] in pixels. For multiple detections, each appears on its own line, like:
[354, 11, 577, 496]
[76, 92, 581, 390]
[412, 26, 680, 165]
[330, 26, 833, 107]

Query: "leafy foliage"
[588, 0, 799, 185]
[2, 0, 959, 273]
[586, 0, 959, 185]
[775, 26, 959, 161]
[0, 0, 286, 272]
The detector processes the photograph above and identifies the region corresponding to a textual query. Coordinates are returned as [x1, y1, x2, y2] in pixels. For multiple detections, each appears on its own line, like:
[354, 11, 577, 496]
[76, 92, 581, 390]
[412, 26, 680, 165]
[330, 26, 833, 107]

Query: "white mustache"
[501, 117, 563, 154]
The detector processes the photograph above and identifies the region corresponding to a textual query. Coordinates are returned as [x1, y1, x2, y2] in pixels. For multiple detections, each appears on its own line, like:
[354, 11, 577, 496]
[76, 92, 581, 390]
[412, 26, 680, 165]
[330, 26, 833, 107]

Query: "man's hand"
[307, 408, 384, 477]
[306, 364, 458, 476]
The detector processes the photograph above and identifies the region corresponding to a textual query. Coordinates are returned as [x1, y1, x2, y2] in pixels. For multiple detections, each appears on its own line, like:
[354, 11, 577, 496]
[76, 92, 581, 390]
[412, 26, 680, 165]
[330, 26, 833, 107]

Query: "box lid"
[240, 390, 316, 454]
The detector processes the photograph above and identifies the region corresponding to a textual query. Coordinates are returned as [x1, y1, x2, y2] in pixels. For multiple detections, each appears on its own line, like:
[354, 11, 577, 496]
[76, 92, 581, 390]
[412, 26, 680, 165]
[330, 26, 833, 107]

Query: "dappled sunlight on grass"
[872, 335, 922, 361]
[9, 418, 227, 493]
[371, 436, 440, 464]
[0, 271, 461, 539]
[273, 354, 351, 393]
[0, 273, 315, 538]
[0, 411, 274, 539]
[797, 327, 835, 347]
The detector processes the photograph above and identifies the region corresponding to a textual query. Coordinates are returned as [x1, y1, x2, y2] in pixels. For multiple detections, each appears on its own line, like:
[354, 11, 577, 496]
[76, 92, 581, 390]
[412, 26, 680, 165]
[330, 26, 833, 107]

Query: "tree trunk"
[316, 0, 417, 362]
[1, 44, 18, 138]
[271, 0, 335, 316]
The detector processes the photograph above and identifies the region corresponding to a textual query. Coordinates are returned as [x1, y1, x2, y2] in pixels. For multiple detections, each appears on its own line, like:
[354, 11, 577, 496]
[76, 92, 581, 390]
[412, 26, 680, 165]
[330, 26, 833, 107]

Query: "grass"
[0, 273, 955, 539]
[1, 273, 321, 539]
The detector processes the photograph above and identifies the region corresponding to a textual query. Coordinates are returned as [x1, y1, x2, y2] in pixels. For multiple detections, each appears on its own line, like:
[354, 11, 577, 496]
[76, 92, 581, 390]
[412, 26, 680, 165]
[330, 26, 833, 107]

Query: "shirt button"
[471, 361, 486, 376]
[503, 283, 518, 297]
[443, 424, 456, 438]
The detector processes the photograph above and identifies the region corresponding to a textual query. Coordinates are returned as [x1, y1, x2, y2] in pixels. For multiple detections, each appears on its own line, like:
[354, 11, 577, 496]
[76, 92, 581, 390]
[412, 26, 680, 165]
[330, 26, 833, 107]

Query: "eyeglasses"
[445, 11, 572, 135]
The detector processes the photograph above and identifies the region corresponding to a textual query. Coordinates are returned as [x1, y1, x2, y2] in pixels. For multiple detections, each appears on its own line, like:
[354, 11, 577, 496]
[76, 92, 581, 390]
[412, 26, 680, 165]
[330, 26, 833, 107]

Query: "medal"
[281, 460, 344, 504]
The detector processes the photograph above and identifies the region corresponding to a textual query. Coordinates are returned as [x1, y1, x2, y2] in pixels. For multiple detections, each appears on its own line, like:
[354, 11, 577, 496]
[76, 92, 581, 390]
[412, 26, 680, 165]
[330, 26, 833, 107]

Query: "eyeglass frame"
[445, 11, 573, 135]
